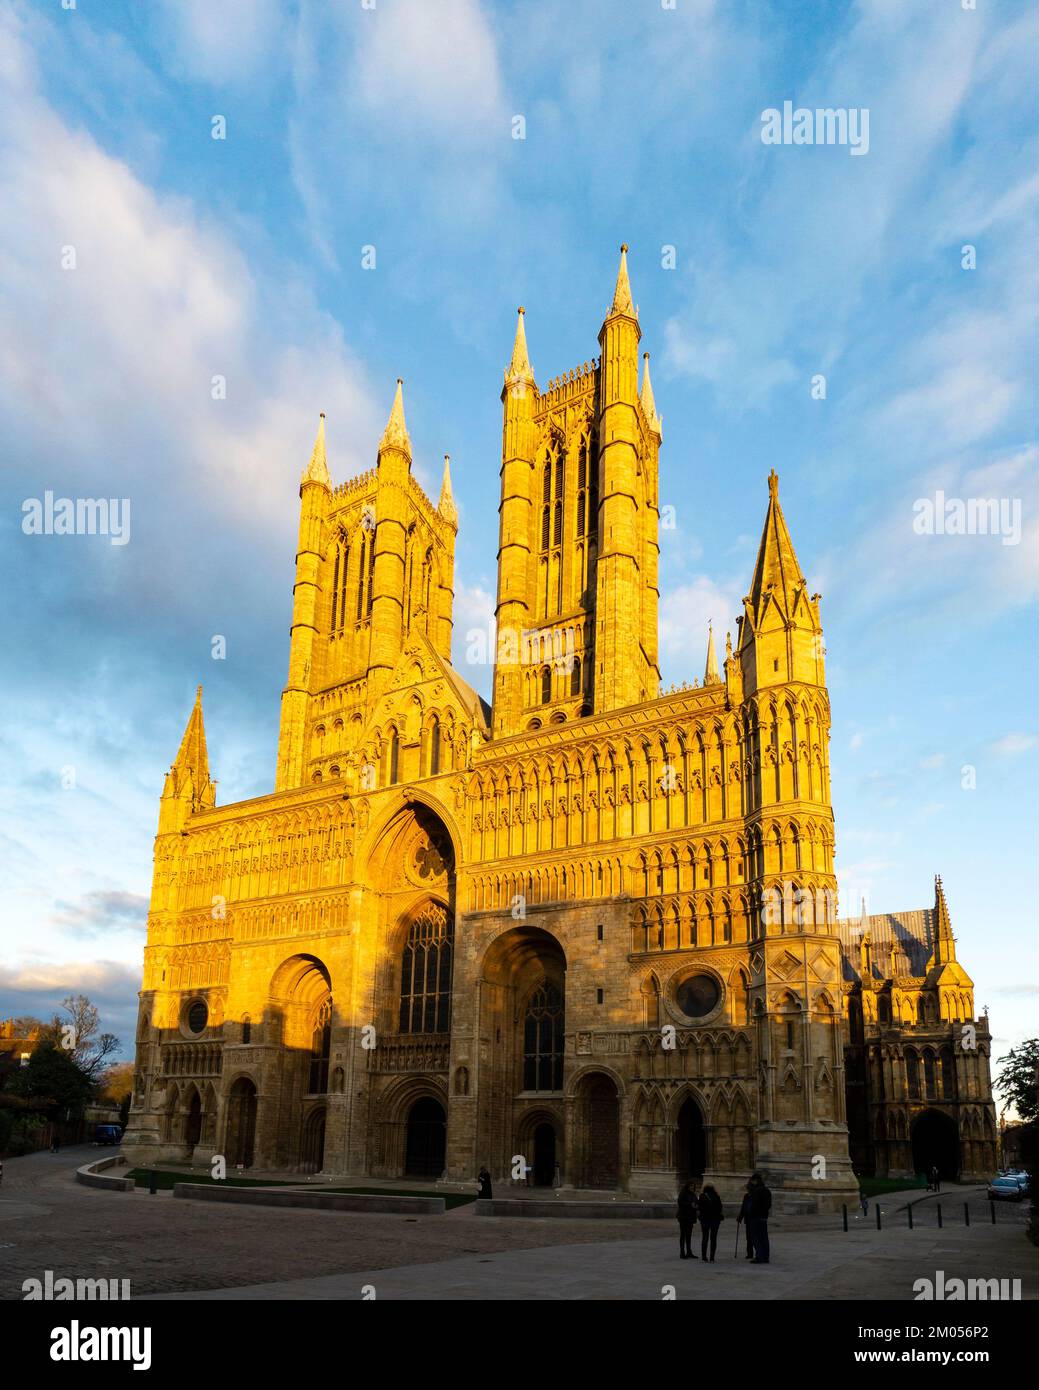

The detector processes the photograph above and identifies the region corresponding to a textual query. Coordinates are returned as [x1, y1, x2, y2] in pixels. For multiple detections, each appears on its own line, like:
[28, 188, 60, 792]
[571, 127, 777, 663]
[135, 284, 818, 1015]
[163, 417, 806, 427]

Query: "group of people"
[677, 1172, 773, 1264]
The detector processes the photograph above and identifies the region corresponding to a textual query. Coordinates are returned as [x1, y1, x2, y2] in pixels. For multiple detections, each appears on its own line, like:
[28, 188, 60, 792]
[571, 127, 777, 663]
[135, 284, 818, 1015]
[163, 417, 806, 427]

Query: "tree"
[995, 1039, 1039, 1246]
[8, 1040, 92, 1120]
[98, 1062, 134, 1105]
[50, 995, 120, 1083]
[995, 1040, 1039, 1123]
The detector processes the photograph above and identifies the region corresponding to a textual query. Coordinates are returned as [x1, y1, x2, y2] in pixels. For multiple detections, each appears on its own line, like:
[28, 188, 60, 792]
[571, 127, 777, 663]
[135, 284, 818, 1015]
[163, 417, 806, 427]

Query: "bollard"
[876, 1203, 882, 1230]
[990, 1199, 996, 1225]
[908, 1203, 914, 1229]
[842, 1204, 848, 1232]
[148, 1169, 157, 1195]
[964, 1203, 970, 1227]
[937, 1202, 943, 1228]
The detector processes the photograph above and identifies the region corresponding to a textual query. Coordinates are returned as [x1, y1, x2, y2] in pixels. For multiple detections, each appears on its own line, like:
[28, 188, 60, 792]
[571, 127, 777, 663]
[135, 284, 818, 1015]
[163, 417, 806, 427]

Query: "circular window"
[675, 974, 721, 1020]
[186, 999, 208, 1035]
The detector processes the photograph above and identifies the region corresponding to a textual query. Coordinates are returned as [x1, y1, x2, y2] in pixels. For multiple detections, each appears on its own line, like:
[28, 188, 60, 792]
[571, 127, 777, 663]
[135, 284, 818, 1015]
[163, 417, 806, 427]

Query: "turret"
[275, 414, 330, 790]
[493, 309, 537, 736]
[369, 380, 412, 694]
[595, 246, 647, 711]
[924, 875, 974, 1018]
[435, 454, 457, 660]
[737, 470, 825, 696]
[160, 686, 215, 833]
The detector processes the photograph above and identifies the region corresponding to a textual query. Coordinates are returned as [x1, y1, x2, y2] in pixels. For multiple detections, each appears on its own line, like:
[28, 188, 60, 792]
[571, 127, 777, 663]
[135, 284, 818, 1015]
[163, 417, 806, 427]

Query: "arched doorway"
[575, 1073, 620, 1188]
[911, 1108, 959, 1180]
[676, 1097, 707, 1181]
[226, 1078, 257, 1169]
[405, 1097, 446, 1178]
[301, 1107, 326, 1173]
[185, 1090, 202, 1151]
[479, 926, 567, 1179]
[533, 1122, 557, 1186]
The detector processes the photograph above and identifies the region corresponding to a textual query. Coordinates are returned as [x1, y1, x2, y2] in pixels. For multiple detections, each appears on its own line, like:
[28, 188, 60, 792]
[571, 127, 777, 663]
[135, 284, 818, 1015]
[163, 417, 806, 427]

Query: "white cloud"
[989, 733, 1038, 756]
[353, 0, 504, 141]
[151, 0, 288, 85]
[659, 574, 744, 682]
[0, 6, 380, 534]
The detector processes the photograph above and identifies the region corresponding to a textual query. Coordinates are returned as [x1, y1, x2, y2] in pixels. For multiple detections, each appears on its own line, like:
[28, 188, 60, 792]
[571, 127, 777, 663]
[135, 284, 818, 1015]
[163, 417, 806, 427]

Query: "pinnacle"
[171, 685, 212, 807]
[301, 411, 332, 489]
[606, 243, 636, 319]
[745, 470, 808, 623]
[438, 453, 458, 526]
[704, 621, 720, 685]
[506, 306, 534, 382]
[640, 352, 662, 435]
[379, 378, 411, 455]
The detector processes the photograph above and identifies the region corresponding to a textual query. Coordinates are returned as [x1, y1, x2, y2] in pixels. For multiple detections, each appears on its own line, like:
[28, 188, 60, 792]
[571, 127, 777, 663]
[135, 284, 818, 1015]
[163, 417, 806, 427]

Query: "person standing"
[477, 1166, 493, 1199]
[737, 1183, 755, 1259]
[698, 1183, 724, 1262]
[676, 1179, 699, 1259]
[930, 1165, 941, 1194]
[746, 1172, 773, 1264]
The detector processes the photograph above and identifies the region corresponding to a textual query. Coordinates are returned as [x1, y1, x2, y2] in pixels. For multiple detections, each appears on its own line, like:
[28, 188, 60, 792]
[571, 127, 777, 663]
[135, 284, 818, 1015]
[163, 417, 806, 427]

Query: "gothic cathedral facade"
[123, 249, 996, 1207]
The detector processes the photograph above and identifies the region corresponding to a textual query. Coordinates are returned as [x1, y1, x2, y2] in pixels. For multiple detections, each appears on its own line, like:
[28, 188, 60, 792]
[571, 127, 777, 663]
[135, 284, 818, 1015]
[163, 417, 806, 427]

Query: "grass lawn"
[127, 1168, 298, 1190]
[856, 1175, 928, 1199]
[126, 1170, 476, 1207]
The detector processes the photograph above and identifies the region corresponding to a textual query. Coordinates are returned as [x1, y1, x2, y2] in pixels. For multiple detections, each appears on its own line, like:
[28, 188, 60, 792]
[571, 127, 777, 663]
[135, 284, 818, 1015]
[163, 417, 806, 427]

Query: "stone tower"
[492, 247, 660, 738]
[275, 387, 459, 792]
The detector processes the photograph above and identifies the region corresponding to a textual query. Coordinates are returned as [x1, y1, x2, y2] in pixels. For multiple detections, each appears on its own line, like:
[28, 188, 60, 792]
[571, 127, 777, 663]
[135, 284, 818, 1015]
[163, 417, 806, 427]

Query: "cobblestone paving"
[2, 1148, 1035, 1301]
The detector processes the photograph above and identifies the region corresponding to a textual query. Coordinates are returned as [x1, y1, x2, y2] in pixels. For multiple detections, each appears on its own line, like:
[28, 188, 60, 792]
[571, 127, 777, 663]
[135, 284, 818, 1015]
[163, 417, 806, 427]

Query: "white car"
[987, 1175, 1025, 1201]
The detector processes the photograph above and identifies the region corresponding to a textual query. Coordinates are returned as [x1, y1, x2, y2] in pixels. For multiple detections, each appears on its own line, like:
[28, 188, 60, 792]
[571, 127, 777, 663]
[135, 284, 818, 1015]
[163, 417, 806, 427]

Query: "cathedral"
[123, 248, 996, 1209]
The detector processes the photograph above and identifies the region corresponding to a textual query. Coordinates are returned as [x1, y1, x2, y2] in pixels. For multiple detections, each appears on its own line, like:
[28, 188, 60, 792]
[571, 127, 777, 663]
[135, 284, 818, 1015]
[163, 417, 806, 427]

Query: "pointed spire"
[932, 874, 957, 962]
[301, 412, 332, 489]
[169, 686, 214, 810]
[745, 469, 809, 624]
[438, 454, 458, 527]
[606, 243, 636, 319]
[505, 306, 534, 383]
[379, 378, 411, 456]
[640, 353, 662, 435]
[704, 622, 720, 684]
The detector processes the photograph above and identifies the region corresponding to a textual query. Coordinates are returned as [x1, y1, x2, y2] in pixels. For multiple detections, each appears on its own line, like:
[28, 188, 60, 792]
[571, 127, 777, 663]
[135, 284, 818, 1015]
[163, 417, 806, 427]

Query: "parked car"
[93, 1124, 122, 1146]
[987, 1175, 1025, 1201]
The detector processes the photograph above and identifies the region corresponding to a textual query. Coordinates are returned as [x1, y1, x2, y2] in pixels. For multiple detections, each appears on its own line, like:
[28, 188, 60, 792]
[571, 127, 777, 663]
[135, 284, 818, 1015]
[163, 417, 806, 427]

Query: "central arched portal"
[676, 1097, 707, 1182]
[911, 1109, 960, 1180]
[405, 1097, 447, 1178]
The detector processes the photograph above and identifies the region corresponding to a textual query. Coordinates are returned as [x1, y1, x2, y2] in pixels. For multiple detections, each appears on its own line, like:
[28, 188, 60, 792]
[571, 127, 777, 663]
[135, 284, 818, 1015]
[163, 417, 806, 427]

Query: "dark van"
[94, 1124, 122, 1146]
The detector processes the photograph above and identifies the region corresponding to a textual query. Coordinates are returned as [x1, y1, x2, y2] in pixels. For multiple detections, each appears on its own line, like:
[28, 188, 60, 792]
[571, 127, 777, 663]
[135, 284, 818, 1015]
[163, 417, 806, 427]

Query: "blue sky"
[0, 0, 1035, 1092]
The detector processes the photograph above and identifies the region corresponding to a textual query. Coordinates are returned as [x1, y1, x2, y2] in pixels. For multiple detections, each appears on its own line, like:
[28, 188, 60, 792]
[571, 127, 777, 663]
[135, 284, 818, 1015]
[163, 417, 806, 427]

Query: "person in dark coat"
[698, 1184, 724, 1262]
[930, 1165, 941, 1194]
[477, 1167, 493, 1199]
[676, 1179, 700, 1259]
[737, 1183, 755, 1258]
[746, 1172, 772, 1264]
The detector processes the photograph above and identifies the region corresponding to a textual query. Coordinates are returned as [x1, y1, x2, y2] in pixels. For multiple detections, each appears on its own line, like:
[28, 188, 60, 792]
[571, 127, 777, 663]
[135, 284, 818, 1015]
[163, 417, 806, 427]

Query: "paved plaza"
[1, 1148, 1035, 1301]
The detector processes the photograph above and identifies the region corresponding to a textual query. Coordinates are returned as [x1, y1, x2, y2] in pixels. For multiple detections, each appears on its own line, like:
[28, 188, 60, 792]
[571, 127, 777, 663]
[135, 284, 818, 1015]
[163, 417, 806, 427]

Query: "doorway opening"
[676, 1097, 707, 1182]
[404, 1097, 446, 1178]
[533, 1122, 557, 1186]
